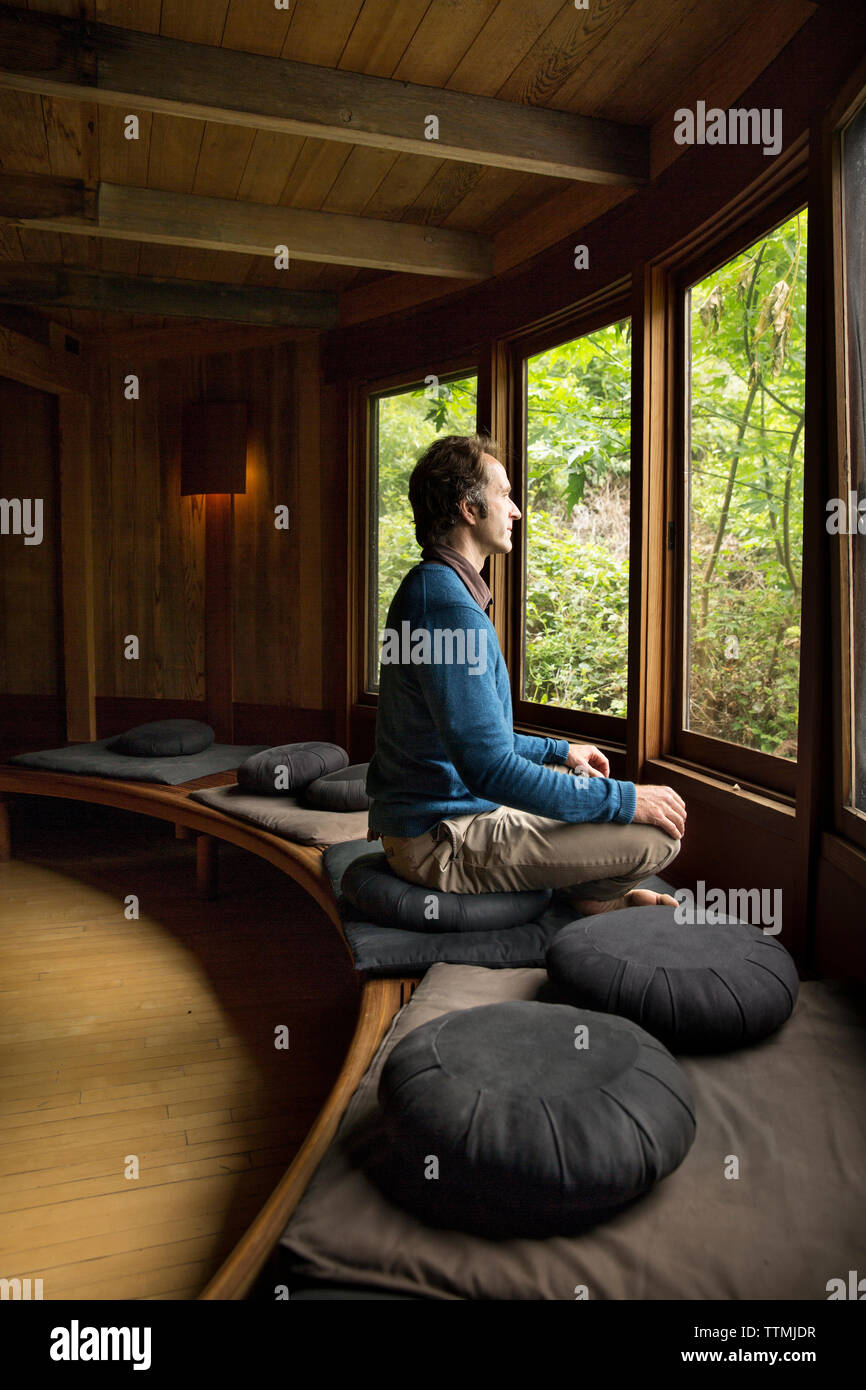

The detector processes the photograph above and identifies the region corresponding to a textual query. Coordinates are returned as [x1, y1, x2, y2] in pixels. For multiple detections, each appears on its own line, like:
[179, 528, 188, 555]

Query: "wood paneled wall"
[0, 376, 61, 696]
[0, 328, 343, 751]
[86, 338, 338, 736]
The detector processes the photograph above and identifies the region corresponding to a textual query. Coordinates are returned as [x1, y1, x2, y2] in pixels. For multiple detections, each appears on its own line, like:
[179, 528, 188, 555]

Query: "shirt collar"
[420, 542, 493, 613]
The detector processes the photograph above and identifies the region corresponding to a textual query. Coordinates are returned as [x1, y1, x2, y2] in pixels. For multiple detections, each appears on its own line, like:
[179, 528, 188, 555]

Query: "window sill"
[643, 756, 796, 833]
[513, 721, 625, 755]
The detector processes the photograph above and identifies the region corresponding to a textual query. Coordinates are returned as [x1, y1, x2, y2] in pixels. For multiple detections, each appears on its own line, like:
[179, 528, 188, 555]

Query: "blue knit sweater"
[366, 562, 637, 837]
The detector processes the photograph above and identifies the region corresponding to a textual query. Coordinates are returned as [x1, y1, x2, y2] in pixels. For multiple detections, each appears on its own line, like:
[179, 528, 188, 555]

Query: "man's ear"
[457, 496, 478, 527]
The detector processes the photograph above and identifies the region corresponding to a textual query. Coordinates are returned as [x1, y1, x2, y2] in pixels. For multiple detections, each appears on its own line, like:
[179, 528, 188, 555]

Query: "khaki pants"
[381, 765, 680, 909]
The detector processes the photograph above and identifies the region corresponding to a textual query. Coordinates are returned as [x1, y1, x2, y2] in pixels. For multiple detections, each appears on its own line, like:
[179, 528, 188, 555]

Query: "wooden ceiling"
[0, 0, 817, 339]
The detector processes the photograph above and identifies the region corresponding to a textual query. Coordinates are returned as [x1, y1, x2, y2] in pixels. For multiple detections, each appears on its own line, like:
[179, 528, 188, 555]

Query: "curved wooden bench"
[0, 762, 418, 1300]
[0, 764, 345, 945]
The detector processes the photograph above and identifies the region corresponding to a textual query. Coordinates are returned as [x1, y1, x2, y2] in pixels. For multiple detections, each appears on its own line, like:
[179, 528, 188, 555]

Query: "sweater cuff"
[614, 779, 637, 824]
[551, 738, 570, 764]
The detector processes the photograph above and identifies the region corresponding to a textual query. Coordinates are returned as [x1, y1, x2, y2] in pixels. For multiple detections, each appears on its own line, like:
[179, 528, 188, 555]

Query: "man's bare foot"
[577, 889, 679, 915]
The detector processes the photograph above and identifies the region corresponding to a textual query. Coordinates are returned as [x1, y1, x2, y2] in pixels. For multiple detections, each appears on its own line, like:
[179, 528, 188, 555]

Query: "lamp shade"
[181, 402, 248, 495]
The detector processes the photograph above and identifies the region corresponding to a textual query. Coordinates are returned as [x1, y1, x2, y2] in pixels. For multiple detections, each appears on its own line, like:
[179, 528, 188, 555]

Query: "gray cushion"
[188, 786, 368, 847]
[106, 719, 214, 757]
[279, 965, 866, 1301]
[325, 840, 578, 974]
[237, 742, 349, 795]
[305, 763, 372, 813]
[360, 999, 695, 1238]
[546, 906, 799, 1052]
[341, 851, 550, 934]
[8, 741, 267, 785]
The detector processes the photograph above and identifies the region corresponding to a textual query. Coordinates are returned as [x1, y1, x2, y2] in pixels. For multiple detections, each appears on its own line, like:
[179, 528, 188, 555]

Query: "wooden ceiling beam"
[0, 263, 339, 328]
[78, 323, 309, 363]
[3, 176, 492, 279]
[0, 322, 86, 394]
[0, 4, 648, 186]
[0, 172, 97, 222]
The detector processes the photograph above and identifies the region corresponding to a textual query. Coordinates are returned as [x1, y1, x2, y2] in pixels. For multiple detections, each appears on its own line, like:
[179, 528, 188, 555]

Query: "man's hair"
[408, 434, 499, 547]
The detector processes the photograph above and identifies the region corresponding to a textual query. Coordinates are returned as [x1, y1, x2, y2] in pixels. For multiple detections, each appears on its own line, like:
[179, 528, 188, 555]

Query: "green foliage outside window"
[524, 320, 631, 714]
[687, 209, 806, 758]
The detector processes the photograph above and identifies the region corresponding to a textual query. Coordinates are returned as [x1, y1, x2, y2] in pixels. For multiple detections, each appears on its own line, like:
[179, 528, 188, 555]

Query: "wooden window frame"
[825, 64, 866, 857]
[351, 356, 480, 708]
[504, 286, 633, 747]
[669, 189, 810, 800]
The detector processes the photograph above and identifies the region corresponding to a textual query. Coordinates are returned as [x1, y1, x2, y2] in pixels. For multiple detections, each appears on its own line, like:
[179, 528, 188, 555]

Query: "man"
[366, 434, 685, 914]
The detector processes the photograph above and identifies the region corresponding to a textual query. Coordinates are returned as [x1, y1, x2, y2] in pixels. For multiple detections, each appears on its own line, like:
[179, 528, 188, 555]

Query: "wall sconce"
[181, 402, 248, 497]
[181, 402, 249, 743]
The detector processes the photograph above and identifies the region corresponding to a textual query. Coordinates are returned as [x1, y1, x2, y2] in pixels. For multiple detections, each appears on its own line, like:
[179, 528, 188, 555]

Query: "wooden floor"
[0, 798, 360, 1300]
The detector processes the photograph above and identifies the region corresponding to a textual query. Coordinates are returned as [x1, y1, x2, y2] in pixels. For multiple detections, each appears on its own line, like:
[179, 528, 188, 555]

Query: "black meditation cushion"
[341, 851, 551, 934]
[304, 763, 372, 813]
[546, 906, 799, 1052]
[236, 741, 348, 795]
[361, 1000, 695, 1238]
[105, 719, 214, 757]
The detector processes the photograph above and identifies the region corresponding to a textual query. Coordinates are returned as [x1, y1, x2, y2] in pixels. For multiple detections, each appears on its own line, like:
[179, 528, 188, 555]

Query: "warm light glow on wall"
[242, 427, 266, 493]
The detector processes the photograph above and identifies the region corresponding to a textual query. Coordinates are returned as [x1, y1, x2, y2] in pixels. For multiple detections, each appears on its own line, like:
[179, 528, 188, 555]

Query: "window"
[841, 103, 866, 814]
[367, 372, 477, 690]
[684, 209, 807, 761]
[522, 319, 631, 716]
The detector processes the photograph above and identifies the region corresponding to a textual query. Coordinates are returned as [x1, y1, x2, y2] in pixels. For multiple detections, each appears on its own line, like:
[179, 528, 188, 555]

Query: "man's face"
[473, 457, 522, 556]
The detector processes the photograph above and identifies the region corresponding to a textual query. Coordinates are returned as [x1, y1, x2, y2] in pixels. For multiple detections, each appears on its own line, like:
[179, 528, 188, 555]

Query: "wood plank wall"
[0, 376, 65, 742]
[86, 339, 336, 742]
[0, 335, 342, 750]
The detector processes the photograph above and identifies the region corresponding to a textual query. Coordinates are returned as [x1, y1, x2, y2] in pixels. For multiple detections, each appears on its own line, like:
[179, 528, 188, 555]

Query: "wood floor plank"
[0, 1098, 234, 1140]
[0, 1036, 223, 1081]
[0, 1166, 286, 1247]
[0, 1135, 290, 1202]
[0, 1153, 254, 1214]
[42, 1259, 212, 1302]
[10, 1176, 285, 1282]
[22, 1239, 228, 1293]
[0, 1087, 82, 1114]
[0, 803, 358, 1297]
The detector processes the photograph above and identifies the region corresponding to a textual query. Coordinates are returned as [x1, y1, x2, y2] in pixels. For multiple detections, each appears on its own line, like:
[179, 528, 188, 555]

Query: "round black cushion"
[341, 851, 551, 934]
[106, 719, 214, 757]
[362, 1000, 695, 1238]
[304, 763, 371, 812]
[236, 741, 348, 795]
[546, 906, 799, 1052]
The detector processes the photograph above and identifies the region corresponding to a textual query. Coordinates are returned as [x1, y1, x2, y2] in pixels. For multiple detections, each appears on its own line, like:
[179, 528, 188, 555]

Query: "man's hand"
[565, 747, 687, 840]
[632, 785, 687, 840]
[566, 743, 610, 777]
